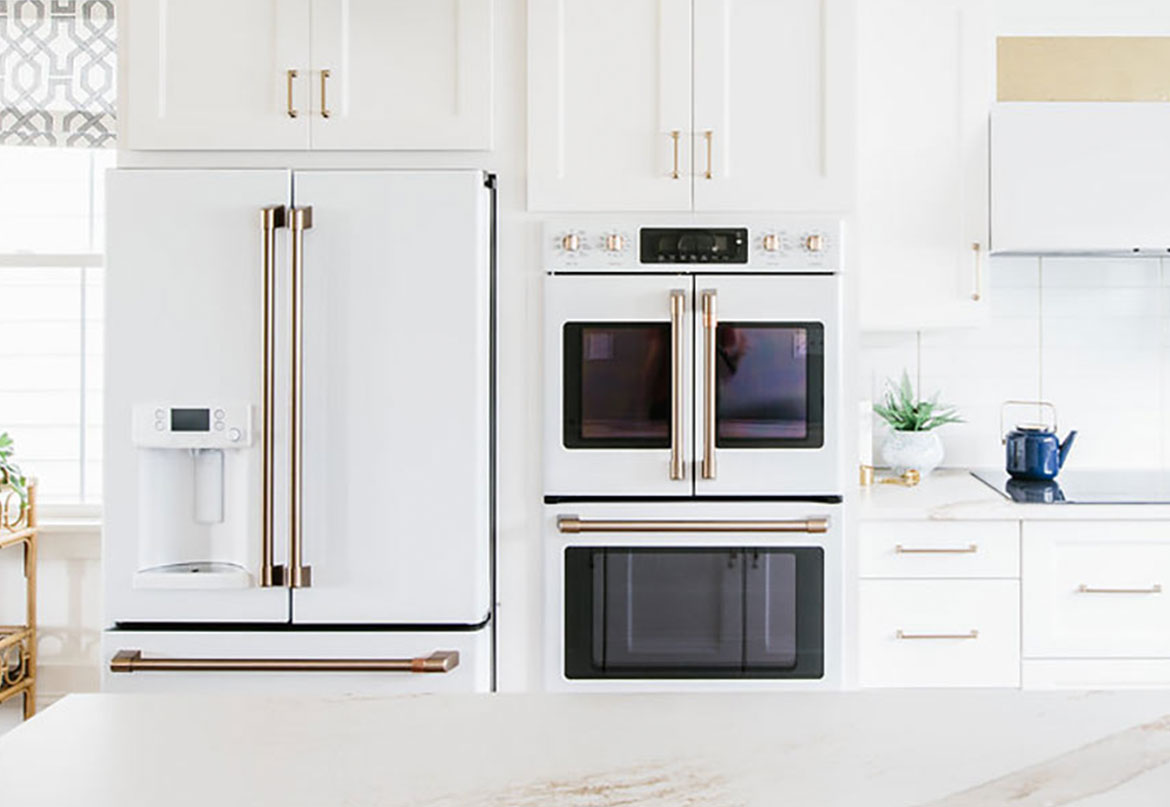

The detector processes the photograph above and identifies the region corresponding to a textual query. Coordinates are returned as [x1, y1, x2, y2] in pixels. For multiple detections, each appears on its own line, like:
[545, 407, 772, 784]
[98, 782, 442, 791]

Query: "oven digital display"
[640, 228, 749, 264]
[170, 408, 210, 432]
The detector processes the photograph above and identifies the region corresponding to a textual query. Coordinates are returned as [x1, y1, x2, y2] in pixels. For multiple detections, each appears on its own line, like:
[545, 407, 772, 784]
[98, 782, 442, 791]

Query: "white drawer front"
[860, 521, 1019, 579]
[860, 580, 1021, 688]
[1023, 521, 1170, 658]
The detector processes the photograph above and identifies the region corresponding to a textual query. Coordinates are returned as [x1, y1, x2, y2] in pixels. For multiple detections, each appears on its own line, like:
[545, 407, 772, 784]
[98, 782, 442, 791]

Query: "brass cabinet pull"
[971, 242, 983, 301]
[896, 630, 979, 640]
[289, 207, 313, 589]
[700, 290, 717, 480]
[286, 69, 299, 118]
[110, 650, 460, 674]
[670, 130, 681, 179]
[320, 69, 332, 118]
[669, 290, 686, 481]
[896, 544, 978, 555]
[1078, 584, 1163, 595]
[704, 130, 714, 179]
[557, 516, 829, 534]
[260, 206, 287, 588]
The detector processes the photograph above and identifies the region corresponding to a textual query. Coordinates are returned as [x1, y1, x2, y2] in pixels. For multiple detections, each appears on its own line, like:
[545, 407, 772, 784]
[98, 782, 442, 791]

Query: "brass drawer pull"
[895, 544, 978, 555]
[110, 650, 460, 674]
[896, 630, 979, 640]
[1078, 584, 1163, 595]
[670, 130, 681, 179]
[557, 516, 829, 534]
[286, 69, 299, 118]
[704, 130, 713, 179]
[320, 69, 332, 118]
[971, 242, 983, 302]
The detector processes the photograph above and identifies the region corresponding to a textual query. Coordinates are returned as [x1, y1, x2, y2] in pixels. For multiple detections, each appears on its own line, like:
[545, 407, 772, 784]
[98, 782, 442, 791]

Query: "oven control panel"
[545, 218, 842, 273]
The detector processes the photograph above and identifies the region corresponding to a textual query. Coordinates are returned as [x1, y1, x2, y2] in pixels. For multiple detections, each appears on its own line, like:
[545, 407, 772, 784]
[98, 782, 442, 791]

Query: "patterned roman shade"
[0, 0, 115, 147]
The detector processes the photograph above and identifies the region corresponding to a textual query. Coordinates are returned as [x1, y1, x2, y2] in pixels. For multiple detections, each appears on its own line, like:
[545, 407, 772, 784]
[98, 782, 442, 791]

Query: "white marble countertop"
[859, 469, 1170, 521]
[6, 691, 1170, 806]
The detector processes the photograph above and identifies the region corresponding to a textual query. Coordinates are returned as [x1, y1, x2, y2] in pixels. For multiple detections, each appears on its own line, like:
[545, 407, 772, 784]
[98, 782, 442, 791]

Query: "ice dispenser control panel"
[132, 404, 254, 448]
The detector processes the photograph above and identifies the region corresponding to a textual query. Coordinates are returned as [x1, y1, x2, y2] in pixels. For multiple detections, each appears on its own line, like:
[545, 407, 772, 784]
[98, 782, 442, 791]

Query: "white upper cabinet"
[528, 0, 855, 212]
[309, 0, 492, 150]
[124, 0, 492, 151]
[857, 0, 993, 330]
[692, 0, 856, 212]
[527, 0, 693, 211]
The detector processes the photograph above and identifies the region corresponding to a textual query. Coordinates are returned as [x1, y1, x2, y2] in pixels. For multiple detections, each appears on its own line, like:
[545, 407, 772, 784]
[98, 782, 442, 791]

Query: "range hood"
[991, 103, 1170, 255]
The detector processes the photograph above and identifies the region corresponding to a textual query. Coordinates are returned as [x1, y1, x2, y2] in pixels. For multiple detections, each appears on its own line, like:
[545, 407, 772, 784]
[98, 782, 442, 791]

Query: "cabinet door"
[124, 0, 311, 150]
[528, 0, 692, 211]
[692, 0, 856, 212]
[309, 0, 492, 149]
[857, 0, 993, 330]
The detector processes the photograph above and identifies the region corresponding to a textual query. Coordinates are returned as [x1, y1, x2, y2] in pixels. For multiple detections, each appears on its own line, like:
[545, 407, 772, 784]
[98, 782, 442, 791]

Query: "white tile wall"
[860, 256, 1170, 471]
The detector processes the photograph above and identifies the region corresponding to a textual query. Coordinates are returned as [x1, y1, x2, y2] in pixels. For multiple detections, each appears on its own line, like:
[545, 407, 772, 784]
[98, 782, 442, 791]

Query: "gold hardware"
[896, 630, 979, 640]
[669, 290, 686, 481]
[896, 543, 978, 554]
[1078, 584, 1163, 595]
[879, 469, 921, 487]
[762, 233, 780, 252]
[972, 242, 983, 301]
[701, 290, 717, 480]
[1000, 400, 1058, 444]
[290, 207, 313, 589]
[0, 480, 37, 720]
[859, 464, 876, 486]
[320, 69, 332, 118]
[110, 649, 460, 674]
[557, 516, 829, 534]
[704, 130, 713, 179]
[260, 207, 286, 588]
[286, 69, 299, 118]
[670, 130, 681, 179]
[561, 233, 580, 252]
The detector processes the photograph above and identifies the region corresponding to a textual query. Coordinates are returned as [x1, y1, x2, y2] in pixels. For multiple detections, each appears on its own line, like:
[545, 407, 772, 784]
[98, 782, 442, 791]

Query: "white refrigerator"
[101, 169, 495, 693]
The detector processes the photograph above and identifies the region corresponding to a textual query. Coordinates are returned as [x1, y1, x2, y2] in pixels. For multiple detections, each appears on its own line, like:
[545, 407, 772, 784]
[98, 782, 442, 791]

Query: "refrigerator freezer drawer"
[101, 628, 491, 694]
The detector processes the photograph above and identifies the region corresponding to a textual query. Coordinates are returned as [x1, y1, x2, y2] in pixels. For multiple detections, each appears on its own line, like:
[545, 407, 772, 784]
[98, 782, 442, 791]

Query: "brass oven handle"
[260, 206, 287, 588]
[670, 130, 681, 179]
[971, 242, 983, 302]
[320, 69, 332, 118]
[704, 130, 713, 179]
[557, 516, 829, 534]
[110, 650, 459, 674]
[1078, 584, 1163, 595]
[701, 289, 717, 480]
[289, 206, 313, 589]
[896, 544, 978, 555]
[286, 69, 299, 118]
[669, 290, 686, 481]
[896, 630, 979, 640]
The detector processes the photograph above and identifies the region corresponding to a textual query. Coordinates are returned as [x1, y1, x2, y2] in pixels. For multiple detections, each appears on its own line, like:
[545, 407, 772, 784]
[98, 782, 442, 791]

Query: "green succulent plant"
[0, 432, 28, 505]
[874, 371, 963, 432]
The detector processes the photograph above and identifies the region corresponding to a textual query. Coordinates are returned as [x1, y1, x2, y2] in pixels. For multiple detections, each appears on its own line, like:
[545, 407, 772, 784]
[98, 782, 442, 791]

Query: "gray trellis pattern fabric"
[0, 0, 116, 147]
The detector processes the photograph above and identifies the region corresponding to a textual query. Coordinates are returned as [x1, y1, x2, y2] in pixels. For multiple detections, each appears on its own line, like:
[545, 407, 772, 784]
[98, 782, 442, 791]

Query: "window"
[0, 147, 114, 508]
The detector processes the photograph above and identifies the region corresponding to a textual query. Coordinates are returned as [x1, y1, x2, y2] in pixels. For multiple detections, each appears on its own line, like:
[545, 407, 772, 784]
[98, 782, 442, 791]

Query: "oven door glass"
[564, 547, 824, 679]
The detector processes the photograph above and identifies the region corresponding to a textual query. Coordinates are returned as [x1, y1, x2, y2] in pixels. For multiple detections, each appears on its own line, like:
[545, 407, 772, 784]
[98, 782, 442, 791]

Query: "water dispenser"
[131, 403, 256, 589]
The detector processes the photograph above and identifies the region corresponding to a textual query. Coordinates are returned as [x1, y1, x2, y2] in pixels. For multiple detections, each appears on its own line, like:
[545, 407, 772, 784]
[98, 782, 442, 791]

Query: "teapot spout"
[1058, 430, 1077, 469]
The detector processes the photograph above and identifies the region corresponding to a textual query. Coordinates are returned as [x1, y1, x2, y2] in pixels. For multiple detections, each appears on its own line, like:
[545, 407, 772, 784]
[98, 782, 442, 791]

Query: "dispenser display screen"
[171, 408, 210, 432]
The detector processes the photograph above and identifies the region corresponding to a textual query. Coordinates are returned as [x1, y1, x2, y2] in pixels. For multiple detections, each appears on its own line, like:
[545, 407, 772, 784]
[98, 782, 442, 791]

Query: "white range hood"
[991, 102, 1170, 255]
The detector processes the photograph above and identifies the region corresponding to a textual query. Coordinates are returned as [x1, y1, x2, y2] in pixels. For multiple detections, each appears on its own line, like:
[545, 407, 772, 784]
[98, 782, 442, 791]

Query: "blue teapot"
[1002, 401, 1076, 481]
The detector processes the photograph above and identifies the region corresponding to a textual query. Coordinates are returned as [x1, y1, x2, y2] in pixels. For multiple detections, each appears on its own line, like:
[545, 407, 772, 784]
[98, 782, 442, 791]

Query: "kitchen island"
[4, 691, 1170, 806]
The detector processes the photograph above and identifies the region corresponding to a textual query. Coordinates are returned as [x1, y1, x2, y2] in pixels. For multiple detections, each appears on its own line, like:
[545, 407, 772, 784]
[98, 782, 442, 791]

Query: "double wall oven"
[544, 218, 844, 691]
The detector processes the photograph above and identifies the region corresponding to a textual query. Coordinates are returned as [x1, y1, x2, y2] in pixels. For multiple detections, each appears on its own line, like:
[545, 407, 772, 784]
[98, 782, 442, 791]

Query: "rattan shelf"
[0, 481, 36, 721]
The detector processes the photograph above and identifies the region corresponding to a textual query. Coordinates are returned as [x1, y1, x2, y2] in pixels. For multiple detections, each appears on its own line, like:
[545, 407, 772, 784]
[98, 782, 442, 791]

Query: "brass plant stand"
[0, 480, 36, 720]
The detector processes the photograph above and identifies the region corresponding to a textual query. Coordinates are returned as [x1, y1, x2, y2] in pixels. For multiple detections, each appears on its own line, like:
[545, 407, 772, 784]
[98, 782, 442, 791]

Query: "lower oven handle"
[109, 650, 459, 674]
[557, 516, 829, 534]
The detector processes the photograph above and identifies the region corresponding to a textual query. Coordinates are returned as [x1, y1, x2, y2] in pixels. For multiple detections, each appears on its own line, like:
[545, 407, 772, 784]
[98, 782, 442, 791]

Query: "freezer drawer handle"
[109, 649, 460, 674]
[1077, 584, 1162, 595]
[556, 516, 829, 534]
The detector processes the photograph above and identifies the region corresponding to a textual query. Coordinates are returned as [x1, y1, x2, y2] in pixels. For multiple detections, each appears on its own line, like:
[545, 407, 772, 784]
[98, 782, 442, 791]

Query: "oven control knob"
[805, 233, 825, 253]
[761, 233, 780, 252]
[561, 233, 581, 252]
[605, 233, 625, 252]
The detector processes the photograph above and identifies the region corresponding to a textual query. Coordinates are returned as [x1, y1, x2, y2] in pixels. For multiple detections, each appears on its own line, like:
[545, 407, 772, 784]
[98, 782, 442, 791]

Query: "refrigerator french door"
[544, 273, 839, 497]
[103, 169, 492, 688]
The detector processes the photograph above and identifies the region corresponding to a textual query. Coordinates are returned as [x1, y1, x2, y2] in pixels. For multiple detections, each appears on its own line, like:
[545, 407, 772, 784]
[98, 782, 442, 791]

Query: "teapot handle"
[1000, 400, 1057, 444]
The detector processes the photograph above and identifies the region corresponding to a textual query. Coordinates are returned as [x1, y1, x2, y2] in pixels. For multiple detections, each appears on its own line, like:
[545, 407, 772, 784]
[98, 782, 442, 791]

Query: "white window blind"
[0, 145, 113, 508]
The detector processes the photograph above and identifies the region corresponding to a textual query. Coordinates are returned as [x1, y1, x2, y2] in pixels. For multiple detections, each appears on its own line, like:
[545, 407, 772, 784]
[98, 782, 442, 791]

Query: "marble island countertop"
[6, 691, 1170, 806]
[860, 468, 1170, 521]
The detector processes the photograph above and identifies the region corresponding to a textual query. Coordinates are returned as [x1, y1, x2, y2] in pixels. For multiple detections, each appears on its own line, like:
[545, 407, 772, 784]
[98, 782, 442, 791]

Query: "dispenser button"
[154, 408, 164, 419]
[213, 408, 225, 420]
[228, 427, 242, 442]
[213, 421, 225, 431]
[154, 421, 165, 431]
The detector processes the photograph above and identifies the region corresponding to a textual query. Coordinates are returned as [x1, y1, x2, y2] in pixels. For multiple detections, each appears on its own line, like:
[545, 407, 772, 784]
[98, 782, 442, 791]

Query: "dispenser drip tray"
[133, 562, 252, 590]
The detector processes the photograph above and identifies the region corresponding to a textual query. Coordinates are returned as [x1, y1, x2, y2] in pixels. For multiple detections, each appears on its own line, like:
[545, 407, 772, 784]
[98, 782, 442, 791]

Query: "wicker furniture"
[0, 481, 36, 720]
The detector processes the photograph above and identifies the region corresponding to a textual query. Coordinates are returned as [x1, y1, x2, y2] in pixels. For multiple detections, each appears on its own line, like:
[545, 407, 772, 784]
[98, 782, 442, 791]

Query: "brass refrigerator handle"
[700, 290, 717, 480]
[110, 650, 460, 674]
[704, 130, 713, 179]
[320, 69, 332, 118]
[260, 206, 287, 588]
[971, 242, 983, 302]
[669, 290, 686, 481]
[289, 206, 313, 589]
[557, 516, 829, 534]
[286, 69, 299, 118]
[670, 130, 681, 179]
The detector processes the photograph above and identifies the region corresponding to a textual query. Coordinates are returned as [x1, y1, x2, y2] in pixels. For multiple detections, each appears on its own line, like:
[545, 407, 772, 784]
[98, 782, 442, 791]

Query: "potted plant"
[873, 372, 962, 476]
[0, 432, 28, 506]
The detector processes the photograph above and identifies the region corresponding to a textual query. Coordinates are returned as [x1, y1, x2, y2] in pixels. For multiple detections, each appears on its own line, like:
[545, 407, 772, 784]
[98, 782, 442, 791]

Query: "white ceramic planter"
[880, 430, 945, 476]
